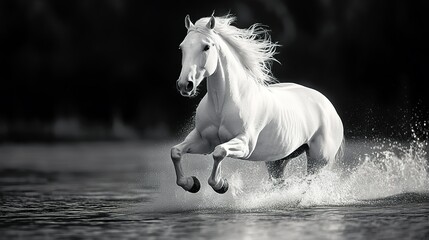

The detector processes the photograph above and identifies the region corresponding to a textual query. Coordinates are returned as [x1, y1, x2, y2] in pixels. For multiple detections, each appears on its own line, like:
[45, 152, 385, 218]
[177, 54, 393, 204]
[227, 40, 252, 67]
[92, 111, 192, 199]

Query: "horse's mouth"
[180, 89, 198, 98]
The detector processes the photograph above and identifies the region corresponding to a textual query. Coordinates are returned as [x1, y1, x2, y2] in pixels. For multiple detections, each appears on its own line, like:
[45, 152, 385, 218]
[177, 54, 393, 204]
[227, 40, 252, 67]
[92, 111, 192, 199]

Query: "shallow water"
[1, 140, 428, 239]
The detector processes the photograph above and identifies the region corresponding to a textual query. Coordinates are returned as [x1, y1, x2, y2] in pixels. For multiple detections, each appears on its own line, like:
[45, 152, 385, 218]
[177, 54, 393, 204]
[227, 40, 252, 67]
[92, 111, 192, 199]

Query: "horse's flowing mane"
[191, 15, 280, 86]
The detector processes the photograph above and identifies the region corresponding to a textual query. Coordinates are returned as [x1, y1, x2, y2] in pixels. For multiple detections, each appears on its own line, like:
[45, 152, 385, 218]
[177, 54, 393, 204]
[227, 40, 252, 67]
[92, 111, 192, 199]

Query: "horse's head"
[177, 14, 218, 97]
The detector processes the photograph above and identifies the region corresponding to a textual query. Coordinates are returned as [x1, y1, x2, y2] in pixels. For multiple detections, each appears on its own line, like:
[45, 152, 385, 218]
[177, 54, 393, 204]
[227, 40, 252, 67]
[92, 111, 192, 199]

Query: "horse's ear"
[206, 14, 215, 30]
[185, 14, 194, 30]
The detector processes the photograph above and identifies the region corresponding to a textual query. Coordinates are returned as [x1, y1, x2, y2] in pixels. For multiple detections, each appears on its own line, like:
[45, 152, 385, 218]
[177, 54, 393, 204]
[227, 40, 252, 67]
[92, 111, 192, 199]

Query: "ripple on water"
[0, 140, 428, 239]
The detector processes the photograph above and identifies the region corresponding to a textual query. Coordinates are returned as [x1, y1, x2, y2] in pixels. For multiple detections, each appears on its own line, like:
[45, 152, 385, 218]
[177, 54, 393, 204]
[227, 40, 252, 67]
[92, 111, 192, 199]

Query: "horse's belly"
[247, 147, 287, 161]
[247, 127, 299, 162]
[248, 142, 290, 161]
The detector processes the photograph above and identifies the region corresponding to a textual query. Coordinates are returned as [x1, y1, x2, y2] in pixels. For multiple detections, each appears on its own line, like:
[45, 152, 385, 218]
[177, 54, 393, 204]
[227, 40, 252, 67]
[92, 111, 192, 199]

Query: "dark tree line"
[0, 0, 428, 141]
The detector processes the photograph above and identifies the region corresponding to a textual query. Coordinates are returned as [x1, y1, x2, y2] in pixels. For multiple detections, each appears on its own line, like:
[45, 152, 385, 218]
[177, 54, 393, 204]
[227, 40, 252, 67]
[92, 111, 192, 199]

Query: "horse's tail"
[335, 137, 345, 163]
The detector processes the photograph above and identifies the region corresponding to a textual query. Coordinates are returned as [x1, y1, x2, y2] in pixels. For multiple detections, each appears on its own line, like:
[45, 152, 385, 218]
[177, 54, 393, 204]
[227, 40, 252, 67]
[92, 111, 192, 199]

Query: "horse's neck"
[206, 62, 225, 113]
[207, 46, 260, 113]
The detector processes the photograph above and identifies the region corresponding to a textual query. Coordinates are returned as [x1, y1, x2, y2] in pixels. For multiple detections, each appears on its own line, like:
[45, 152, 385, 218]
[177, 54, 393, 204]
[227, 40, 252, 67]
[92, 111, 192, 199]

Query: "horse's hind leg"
[306, 152, 327, 175]
[266, 144, 309, 181]
[306, 137, 334, 175]
[265, 159, 287, 181]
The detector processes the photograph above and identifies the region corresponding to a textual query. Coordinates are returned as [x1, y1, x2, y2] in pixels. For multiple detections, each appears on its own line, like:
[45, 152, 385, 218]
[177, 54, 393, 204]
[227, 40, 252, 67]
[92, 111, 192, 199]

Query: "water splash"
[146, 137, 428, 211]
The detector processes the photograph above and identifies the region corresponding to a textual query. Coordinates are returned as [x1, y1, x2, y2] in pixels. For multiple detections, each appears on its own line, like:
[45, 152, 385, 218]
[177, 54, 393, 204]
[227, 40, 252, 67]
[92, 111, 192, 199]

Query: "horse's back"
[268, 82, 302, 89]
[268, 82, 339, 118]
[257, 82, 344, 162]
[268, 82, 324, 99]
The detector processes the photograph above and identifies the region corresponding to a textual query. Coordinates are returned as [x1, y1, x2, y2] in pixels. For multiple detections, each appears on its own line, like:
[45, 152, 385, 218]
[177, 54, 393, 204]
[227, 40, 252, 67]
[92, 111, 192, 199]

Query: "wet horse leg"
[265, 159, 288, 181]
[171, 129, 212, 193]
[265, 144, 309, 182]
[306, 137, 331, 175]
[208, 134, 252, 194]
[306, 153, 327, 175]
[208, 154, 229, 194]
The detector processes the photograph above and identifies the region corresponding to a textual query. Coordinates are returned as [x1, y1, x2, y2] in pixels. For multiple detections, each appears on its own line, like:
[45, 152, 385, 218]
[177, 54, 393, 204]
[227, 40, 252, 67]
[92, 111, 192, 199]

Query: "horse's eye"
[203, 45, 210, 51]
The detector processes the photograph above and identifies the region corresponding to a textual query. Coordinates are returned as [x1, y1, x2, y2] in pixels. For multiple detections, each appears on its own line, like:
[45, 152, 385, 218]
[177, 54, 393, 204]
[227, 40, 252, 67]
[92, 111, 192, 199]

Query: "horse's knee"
[213, 146, 227, 161]
[171, 147, 181, 162]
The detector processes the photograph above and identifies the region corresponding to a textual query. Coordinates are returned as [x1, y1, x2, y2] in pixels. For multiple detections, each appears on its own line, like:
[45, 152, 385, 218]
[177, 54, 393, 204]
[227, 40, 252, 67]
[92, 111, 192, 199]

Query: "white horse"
[172, 14, 344, 194]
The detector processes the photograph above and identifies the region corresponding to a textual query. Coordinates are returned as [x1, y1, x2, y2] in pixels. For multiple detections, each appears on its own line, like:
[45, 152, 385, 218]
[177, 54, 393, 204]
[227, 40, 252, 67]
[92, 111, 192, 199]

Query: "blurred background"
[0, 0, 428, 142]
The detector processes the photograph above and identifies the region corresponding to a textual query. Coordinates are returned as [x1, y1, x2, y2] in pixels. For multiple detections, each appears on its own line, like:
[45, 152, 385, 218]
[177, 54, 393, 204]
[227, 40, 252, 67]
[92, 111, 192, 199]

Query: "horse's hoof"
[214, 179, 229, 194]
[188, 176, 201, 193]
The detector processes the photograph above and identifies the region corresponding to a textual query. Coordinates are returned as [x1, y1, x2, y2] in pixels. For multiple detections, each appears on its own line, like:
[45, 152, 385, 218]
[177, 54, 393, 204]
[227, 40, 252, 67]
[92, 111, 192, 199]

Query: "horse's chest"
[199, 124, 236, 144]
[196, 99, 243, 145]
[217, 125, 235, 142]
[198, 117, 240, 145]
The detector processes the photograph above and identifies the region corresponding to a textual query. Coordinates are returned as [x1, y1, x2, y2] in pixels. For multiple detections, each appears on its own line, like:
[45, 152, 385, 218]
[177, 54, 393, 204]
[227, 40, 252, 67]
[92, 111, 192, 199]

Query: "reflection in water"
[0, 140, 428, 239]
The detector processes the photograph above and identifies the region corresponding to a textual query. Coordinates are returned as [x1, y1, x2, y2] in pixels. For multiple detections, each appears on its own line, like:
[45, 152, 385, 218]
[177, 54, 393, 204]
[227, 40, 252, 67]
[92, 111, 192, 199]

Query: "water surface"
[1, 140, 428, 239]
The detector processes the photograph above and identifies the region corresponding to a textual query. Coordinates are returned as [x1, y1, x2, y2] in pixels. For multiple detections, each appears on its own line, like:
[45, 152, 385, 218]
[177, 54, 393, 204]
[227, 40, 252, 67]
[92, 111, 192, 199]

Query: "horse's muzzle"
[177, 80, 196, 97]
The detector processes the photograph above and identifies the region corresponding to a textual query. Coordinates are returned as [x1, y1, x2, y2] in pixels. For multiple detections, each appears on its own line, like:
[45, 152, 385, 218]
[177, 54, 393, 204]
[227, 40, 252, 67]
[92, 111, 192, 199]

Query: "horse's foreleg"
[207, 154, 228, 194]
[208, 135, 252, 194]
[171, 129, 212, 193]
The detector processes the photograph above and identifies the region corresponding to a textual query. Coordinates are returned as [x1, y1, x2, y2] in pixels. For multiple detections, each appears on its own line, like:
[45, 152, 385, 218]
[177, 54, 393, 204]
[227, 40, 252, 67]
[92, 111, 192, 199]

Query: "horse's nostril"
[186, 81, 194, 92]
